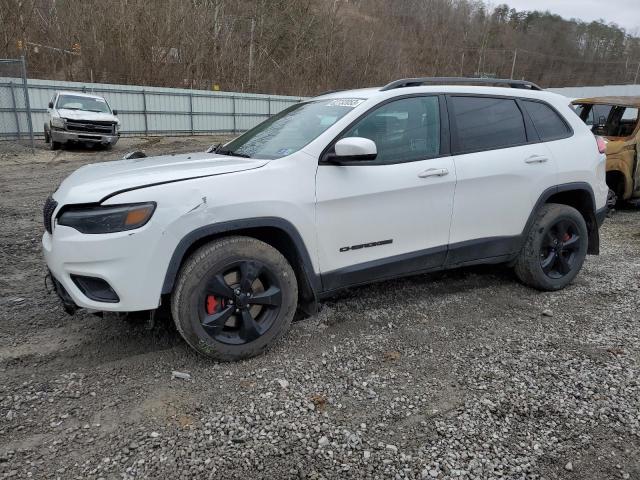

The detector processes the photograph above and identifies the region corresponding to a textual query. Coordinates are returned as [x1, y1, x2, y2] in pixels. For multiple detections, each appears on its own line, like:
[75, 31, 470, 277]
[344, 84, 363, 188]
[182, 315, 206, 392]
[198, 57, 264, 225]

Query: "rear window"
[522, 100, 571, 141]
[450, 96, 526, 154]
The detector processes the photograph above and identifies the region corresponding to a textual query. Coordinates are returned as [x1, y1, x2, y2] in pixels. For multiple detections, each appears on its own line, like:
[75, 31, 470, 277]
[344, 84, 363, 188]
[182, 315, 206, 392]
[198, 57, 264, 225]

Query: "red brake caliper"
[205, 295, 218, 315]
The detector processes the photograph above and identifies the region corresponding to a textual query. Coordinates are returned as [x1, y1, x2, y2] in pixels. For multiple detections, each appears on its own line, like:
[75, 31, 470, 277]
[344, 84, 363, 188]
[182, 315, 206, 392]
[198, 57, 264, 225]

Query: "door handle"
[418, 168, 449, 178]
[524, 155, 549, 164]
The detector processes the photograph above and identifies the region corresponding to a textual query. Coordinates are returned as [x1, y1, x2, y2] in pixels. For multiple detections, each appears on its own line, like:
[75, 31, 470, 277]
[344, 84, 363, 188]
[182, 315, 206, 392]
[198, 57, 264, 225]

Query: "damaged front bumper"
[50, 128, 119, 146]
[46, 271, 79, 315]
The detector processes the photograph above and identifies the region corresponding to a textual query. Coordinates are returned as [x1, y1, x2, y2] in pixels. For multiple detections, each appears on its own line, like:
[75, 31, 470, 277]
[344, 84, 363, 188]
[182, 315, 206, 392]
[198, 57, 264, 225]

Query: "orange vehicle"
[572, 96, 640, 206]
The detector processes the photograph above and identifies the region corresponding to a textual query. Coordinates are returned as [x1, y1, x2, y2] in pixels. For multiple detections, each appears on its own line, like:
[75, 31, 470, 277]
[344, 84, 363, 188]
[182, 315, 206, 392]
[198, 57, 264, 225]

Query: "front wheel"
[514, 203, 588, 291]
[171, 236, 298, 361]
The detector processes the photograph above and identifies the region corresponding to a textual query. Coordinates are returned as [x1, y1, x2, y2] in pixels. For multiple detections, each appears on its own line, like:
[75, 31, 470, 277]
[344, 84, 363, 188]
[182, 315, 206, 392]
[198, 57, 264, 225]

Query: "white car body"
[43, 83, 608, 314]
[46, 91, 121, 147]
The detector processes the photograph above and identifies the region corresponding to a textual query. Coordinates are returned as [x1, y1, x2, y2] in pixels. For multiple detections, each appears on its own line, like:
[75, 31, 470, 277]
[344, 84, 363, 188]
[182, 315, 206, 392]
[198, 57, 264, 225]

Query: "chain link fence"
[0, 57, 34, 150]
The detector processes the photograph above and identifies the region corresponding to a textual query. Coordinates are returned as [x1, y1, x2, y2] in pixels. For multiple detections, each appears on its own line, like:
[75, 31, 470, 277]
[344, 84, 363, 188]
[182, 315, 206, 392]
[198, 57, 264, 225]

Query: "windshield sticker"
[275, 147, 294, 156]
[325, 98, 364, 108]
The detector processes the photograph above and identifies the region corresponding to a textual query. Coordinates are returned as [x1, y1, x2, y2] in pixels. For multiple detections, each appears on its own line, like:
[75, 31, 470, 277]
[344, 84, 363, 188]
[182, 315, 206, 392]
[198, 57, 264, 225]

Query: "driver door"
[315, 95, 456, 291]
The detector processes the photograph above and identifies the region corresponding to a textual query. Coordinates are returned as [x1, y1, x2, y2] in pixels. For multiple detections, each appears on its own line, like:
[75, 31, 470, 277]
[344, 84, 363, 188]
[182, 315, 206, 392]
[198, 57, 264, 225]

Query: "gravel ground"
[1, 137, 639, 480]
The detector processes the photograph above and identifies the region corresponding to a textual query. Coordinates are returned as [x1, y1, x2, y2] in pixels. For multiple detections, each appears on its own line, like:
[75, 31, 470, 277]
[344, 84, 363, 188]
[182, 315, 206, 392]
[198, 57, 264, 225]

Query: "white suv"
[43, 78, 608, 361]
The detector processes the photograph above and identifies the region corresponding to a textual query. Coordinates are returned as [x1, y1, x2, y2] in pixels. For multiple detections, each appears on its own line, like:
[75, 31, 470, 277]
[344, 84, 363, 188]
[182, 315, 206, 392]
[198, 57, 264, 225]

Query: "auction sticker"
[325, 98, 365, 108]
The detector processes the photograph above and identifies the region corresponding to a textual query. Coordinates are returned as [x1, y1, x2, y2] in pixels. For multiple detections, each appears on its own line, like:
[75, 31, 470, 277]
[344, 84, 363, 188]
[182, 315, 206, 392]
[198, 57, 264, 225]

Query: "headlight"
[51, 117, 65, 128]
[57, 202, 156, 234]
[115, 123, 121, 132]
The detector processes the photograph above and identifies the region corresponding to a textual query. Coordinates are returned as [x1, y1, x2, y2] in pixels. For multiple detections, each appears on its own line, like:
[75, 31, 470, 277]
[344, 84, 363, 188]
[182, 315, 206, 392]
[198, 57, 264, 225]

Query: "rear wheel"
[171, 236, 297, 361]
[515, 204, 588, 291]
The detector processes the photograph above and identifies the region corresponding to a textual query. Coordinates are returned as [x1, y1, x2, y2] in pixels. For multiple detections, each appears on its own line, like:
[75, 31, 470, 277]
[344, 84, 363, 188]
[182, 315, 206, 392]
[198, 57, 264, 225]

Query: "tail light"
[596, 136, 607, 154]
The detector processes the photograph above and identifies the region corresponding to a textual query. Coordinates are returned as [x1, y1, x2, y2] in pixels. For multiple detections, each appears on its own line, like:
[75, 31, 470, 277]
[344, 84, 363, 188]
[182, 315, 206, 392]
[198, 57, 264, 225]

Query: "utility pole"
[635, 62, 640, 85]
[460, 51, 465, 76]
[248, 18, 256, 89]
[510, 48, 518, 79]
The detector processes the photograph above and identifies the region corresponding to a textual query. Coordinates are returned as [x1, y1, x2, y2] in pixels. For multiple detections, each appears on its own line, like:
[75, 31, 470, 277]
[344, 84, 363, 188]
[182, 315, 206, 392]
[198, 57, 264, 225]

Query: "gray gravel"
[1, 137, 639, 479]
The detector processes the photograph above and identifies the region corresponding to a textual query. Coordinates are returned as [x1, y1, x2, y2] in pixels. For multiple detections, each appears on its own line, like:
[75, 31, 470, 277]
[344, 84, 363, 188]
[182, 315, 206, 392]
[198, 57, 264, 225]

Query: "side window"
[450, 96, 526, 153]
[522, 100, 571, 141]
[342, 96, 440, 164]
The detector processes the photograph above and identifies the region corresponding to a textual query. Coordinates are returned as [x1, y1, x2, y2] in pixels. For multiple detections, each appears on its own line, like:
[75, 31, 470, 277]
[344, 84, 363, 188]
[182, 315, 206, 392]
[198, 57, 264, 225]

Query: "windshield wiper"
[215, 147, 252, 158]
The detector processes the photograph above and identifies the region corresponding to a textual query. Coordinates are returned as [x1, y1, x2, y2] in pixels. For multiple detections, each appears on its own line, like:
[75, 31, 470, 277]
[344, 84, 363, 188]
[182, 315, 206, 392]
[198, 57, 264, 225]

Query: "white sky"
[488, 0, 640, 34]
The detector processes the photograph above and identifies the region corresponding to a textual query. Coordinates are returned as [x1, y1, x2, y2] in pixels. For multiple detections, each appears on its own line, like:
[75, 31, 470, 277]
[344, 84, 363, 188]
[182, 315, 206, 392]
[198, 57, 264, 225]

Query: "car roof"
[57, 91, 106, 100]
[572, 96, 640, 108]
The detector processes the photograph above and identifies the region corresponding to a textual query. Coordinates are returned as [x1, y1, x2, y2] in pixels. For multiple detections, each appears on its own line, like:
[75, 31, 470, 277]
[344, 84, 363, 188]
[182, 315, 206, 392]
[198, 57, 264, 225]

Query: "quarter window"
[342, 96, 440, 164]
[522, 100, 571, 141]
[450, 96, 526, 153]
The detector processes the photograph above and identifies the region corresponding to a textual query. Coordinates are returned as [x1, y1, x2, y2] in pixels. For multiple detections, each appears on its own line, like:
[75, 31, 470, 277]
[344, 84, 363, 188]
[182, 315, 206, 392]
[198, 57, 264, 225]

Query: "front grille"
[43, 196, 58, 234]
[65, 119, 115, 135]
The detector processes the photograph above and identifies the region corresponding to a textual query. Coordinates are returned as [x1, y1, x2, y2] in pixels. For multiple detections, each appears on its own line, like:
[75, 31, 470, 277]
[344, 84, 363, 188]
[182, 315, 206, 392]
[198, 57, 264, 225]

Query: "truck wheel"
[171, 236, 298, 361]
[44, 125, 50, 143]
[514, 203, 588, 291]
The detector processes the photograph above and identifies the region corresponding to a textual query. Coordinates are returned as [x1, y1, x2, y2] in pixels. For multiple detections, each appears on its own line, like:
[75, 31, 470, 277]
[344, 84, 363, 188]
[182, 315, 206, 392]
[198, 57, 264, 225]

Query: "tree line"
[1, 0, 639, 95]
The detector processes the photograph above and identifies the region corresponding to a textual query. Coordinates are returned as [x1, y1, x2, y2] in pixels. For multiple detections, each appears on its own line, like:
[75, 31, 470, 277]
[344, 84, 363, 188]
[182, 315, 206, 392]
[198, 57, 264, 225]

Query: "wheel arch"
[529, 182, 600, 255]
[162, 218, 320, 315]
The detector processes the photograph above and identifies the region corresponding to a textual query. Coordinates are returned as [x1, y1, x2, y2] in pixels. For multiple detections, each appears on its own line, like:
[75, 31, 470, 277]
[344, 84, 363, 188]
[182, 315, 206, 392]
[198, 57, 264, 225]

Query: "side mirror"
[333, 137, 377, 162]
[112, 109, 118, 116]
[48, 101, 53, 109]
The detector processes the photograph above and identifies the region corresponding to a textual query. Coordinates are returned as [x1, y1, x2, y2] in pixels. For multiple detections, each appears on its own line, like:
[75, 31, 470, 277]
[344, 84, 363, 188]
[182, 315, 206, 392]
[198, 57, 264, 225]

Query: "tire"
[171, 236, 298, 361]
[44, 125, 50, 144]
[607, 188, 618, 210]
[514, 203, 588, 291]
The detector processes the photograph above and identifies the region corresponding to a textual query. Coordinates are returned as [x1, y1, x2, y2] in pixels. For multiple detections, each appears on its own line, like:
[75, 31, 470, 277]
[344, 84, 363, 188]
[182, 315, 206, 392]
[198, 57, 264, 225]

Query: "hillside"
[1, 0, 639, 94]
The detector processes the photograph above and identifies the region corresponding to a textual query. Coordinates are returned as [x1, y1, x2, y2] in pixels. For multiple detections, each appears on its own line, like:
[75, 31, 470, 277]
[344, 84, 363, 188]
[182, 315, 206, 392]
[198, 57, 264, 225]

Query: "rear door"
[446, 95, 557, 264]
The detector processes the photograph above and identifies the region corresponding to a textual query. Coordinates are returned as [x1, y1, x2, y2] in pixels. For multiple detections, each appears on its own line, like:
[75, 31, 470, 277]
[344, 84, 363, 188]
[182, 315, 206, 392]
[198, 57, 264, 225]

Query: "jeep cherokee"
[42, 77, 608, 361]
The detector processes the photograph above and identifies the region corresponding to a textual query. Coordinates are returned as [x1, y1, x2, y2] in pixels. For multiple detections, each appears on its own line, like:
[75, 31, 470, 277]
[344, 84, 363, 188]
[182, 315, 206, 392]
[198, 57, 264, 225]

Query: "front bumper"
[42, 223, 167, 312]
[51, 128, 119, 145]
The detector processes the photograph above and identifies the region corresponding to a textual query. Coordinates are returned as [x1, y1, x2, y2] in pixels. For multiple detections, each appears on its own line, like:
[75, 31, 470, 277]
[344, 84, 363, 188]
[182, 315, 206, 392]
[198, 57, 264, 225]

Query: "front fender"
[160, 217, 321, 313]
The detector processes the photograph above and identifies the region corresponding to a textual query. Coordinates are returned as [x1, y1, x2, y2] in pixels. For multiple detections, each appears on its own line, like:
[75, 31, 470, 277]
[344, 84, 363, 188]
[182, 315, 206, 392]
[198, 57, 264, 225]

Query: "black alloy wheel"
[514, 203, 588, 291]
[171, 235, 298, 360]
[539, 218, 582, 279]
[199, 261, 282, 345]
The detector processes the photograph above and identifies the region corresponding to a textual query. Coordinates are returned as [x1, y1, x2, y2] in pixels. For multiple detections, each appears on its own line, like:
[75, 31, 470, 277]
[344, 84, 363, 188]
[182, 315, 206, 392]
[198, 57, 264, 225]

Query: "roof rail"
[379, 77, 543, 92]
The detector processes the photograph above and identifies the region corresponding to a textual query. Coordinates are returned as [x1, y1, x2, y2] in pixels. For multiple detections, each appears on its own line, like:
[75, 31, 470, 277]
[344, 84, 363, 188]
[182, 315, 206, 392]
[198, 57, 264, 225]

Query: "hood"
[54, 152, 269, 205]
[57, 108, 119, 123]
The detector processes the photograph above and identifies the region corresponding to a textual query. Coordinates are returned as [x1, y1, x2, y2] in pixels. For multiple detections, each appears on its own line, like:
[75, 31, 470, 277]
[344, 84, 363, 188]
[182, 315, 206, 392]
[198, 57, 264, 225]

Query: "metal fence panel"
[0, 76, 304, 140]
[0, 57, 34, 148]
[549, 84, 640, 99]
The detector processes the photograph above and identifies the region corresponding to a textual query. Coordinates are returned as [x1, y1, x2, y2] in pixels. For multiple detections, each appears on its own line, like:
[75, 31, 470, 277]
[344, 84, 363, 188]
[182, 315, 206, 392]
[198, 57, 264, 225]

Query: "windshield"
[221, 99, 364, 159]
[56, 94, 111, 113]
